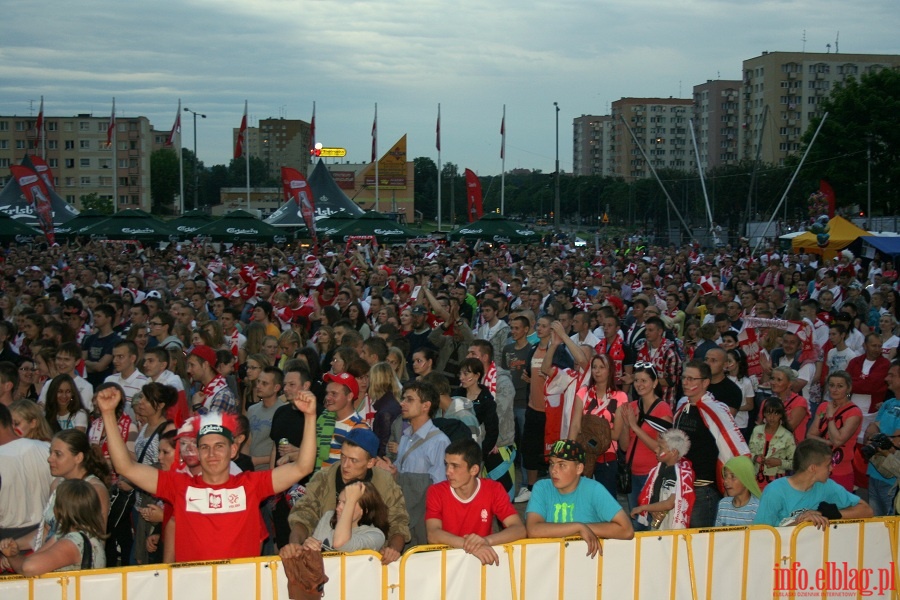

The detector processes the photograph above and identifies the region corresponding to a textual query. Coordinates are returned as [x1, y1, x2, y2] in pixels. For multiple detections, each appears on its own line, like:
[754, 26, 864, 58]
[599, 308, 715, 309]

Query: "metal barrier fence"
[1, 518, 898, 600]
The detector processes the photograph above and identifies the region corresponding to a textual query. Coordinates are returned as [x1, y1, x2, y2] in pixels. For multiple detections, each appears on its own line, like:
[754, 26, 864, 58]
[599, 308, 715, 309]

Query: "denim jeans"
[690, 485, 722, 528]
[628, 473, 650, 532]
[593, 460, 618, 500]
[514, 407, 527, 485]
[868, 477, 897, 517]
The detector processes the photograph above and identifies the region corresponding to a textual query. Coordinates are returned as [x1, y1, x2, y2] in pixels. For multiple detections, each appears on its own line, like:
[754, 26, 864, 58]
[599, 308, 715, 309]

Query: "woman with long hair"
[398, 308, 413, 336]
[346, 302, 371, 339]
[807, 370, 862, 492]
[1, 429, 110, 556]
[125, 325, 150, 370]
[758, 366, 809, 444]
[725, 348, 756, 442]
[261, 335, 280, 366]
[10, 398, 54, 441]
[568, 354, 629, 498]
[411, 347, 437, 380]
[330, 346, 359, 376]
[278, 331, 302, 370]
[301, 481, 389, 552]
[748, 397, 795, 490]
[241, 353, 272, 412]
[314, 326, 337, 373]
[45, 374, 89, 433]
[201, 320, 226, 351]
[453, 358, 507, 492]
[15, 358, 40, 402]
[34, 348, 57, 394]
[618, 362, 673, 531]
[386, 347, 409, 384]
[240, 322, 268, 364]
[368, 362, 402, 456]
[0, 479, 107, 573]
[19, 313, 46, 360]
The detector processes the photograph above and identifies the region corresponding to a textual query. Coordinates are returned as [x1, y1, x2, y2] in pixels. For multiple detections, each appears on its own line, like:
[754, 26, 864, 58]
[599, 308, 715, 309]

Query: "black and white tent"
[265, 159, 364, 229]
[0, 156, 80, 228]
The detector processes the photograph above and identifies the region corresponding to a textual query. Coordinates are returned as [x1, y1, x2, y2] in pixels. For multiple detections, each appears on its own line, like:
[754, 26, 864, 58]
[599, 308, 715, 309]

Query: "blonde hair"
[10, 399, 53, 442]
[387, 347, 409, 382]
[369, 361, 402, 400]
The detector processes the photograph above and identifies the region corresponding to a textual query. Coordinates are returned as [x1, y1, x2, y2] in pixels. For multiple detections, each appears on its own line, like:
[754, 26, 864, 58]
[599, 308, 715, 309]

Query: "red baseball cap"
[323, 372, 359, 399]
[189, 345, 217, 368]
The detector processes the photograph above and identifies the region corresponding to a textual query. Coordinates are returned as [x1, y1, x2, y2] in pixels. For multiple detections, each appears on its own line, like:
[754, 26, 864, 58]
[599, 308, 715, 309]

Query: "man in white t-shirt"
[38, 341, 93, 411]
[105, 341, 149, 414]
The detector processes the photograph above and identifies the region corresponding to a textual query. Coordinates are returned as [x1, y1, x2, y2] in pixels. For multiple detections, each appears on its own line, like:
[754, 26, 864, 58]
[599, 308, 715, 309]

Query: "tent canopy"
[168, 210, 216, 237]
[54, 209, 111, 238]
[0, 156, 79, 228]
[317, 212, 358, 237]
[191, 210, 291, 244]
[447, 213, 539, 244]
[0, 212, 43, 243]
[78, 209, 177, 242]
[328, 211, 420, 244]
[861, 235, 900, 258]
[791, 216, 871, 260]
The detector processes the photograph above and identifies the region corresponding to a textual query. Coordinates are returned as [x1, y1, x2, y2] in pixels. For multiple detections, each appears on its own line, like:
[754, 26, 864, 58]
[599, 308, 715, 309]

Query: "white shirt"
[105, 369, 150, 419]
[0, 439, 52, 529]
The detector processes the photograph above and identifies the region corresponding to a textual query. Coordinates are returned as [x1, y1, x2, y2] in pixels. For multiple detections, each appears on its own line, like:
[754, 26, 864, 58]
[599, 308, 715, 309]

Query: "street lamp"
[184, 107, 206, 210]
[554, 102, 560, 229]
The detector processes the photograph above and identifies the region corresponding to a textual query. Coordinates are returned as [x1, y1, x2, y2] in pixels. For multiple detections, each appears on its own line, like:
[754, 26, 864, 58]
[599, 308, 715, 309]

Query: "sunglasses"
[634, 361, 657, 375]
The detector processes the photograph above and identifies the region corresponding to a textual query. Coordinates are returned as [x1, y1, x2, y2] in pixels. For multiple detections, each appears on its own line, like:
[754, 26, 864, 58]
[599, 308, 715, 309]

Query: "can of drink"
[278, 438, 289, 447]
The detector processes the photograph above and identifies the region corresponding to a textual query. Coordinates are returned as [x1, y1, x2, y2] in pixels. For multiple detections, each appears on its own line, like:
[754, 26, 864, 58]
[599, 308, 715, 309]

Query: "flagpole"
[501, 104, 506, 216]
[111, 97, 117, 214]
[244, 100, 250, 210]
[437, 103, 442, 231]
[374, 103, 379, 213]
[310, 101, 316, 155]
[39, 96, 45, 160]
[178, 99, 184, 215]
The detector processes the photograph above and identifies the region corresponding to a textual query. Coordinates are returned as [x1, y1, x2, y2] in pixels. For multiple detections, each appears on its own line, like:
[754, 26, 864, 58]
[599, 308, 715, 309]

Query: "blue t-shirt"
[526, 477, 623, 524]
[714, 495, 760, 527]
[753, 477, 860, 527]
[867, 399, 900, 484]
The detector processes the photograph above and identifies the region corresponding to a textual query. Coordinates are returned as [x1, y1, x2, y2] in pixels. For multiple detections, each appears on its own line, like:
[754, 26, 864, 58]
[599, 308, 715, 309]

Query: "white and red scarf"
[599, 332, 626, 380]
[674, 392, 749, 468]
[200, 375, 229, 409]
[637, 457, 695, 530]
[483, 362, 498, 396]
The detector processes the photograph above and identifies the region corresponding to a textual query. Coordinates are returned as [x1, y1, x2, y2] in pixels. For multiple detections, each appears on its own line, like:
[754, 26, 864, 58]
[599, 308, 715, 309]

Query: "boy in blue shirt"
[525, 439, 633, 557]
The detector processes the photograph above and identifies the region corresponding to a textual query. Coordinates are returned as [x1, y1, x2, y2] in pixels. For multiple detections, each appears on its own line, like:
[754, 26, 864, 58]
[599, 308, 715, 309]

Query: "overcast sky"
[1, 0, 895, 177]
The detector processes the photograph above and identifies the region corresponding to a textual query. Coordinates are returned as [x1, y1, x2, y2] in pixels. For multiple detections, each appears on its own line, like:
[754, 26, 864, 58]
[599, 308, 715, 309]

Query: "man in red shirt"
[425, 438, 525, 565]
[97, 384, 317, 563]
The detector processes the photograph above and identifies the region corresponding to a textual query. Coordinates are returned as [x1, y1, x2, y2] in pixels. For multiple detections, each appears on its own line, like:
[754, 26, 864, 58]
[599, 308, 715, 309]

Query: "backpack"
[432, 417, 477, 444]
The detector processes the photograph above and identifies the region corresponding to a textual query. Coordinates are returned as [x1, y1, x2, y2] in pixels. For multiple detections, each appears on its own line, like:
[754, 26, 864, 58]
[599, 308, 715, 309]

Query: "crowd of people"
[0, 233, 899, 575]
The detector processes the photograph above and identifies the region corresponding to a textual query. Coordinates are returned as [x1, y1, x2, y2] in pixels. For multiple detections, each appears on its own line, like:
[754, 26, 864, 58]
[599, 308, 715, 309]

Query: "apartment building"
[739, 51, 900, 166]
[0, 114, 153, 211]
[233, 118, 311, 181]
[573, 115, 614, 176]
[609, 98, 695, 181]
[692, 80, 742, 171]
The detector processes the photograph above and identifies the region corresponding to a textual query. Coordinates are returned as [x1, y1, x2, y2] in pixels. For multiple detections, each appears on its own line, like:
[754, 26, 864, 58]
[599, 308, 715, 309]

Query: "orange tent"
[791, 216, 871, 260]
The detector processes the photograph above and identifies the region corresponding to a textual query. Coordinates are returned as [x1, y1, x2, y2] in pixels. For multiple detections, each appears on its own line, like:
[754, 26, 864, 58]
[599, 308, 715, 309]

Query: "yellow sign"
[319, 147, 346, 157]
[364, 134, 407, 189]
[602, 213, 610, 224]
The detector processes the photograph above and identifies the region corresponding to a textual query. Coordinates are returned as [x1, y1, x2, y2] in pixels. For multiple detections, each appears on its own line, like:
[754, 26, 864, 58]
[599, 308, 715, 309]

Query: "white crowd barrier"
[1, 518, 898, 600]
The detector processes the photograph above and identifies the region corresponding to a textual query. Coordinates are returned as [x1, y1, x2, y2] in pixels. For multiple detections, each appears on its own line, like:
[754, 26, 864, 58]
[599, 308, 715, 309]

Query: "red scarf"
[600, 333, 625, 380]
[484, 362, 497, 396]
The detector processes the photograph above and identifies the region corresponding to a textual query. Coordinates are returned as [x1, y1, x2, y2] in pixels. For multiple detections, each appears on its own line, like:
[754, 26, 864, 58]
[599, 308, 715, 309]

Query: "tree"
[150, 149, 179, 215]
[799, 68, 900, 217]
[227, 156, 275, 188]
[413, 157, 438, 219]
[80, 192, 113, 215]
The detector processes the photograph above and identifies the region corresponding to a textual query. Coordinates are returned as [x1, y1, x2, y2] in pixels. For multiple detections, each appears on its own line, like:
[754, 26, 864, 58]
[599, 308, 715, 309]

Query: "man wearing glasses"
[674, 360, 749, 527]
[149, 313, 183, 351]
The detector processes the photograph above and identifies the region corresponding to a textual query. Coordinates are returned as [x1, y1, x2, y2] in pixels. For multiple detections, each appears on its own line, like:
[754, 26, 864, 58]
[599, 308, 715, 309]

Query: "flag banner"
[106, 98, 116, 148]
[820, 179, 836, 218]
[739, 317, 816, 376]
[436, 106, 441, 152]
[500, 114, 505, 159]
[167, 104, 181, 147]
[29, 156, 55, 191]
[10, 165, 56, 245]
[371, 112, 377, 163]
[281, 167, 317, 241]
[234, 101, 248, 159]
[34, 97, 44, 150]
[464, 168, 483, 223]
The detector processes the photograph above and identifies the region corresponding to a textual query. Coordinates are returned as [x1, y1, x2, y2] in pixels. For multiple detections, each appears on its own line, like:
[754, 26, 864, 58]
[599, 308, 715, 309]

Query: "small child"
[631, 429, 695, 530]
[714, 456, 762, 526]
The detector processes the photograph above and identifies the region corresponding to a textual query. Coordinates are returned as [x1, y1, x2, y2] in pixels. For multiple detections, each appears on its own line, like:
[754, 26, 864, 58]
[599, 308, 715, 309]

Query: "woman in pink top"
[619, 362, 673, 531]
[807, 371, 862, 492]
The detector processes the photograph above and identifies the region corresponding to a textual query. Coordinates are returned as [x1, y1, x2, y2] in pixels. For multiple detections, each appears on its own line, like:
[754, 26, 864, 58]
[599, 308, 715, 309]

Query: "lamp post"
[184, 107, 206, 210]
[866, 133, 873, 228]
[554, 102, 560, 229]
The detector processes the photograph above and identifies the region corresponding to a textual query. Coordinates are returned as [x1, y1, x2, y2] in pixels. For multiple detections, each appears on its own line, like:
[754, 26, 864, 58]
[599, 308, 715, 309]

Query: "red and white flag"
[281, 167, 317, 242]
[699, 275, 717, 295]
[106, 98, 116, 148]
[29, 156, 55, 191]
[234, 100, 248, 159]
[464, 168, 483, 222]
[436, 104, 441, 152]
[307, 102, 316, 155]
[34, 96, 44, 150]
[500, 112, 505, 159]
[167, 100, 181, 147]
[10, 165, 55, 245]
[371, 105, 377, 163]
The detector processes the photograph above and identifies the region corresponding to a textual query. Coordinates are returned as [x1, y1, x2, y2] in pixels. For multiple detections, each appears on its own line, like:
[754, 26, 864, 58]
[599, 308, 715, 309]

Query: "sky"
[1, 0, 896, 177]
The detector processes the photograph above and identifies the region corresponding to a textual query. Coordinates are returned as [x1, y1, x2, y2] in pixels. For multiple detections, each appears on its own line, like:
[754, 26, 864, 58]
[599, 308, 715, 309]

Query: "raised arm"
[97, 386, 159, 494]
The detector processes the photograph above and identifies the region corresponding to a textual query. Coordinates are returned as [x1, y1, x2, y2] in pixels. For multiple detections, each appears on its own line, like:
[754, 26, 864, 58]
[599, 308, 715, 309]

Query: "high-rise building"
[233, 118, 311, 181]
[692, 80, 742, 171]
[610, 98, 694, 181]
[739, 51, 900, 166]
[0, 113, 153, 212]
[573, 115, 614, 176]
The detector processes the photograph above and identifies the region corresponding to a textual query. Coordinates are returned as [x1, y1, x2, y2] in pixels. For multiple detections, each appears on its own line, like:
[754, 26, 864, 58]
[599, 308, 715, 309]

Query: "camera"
[860, 433, 896, 460]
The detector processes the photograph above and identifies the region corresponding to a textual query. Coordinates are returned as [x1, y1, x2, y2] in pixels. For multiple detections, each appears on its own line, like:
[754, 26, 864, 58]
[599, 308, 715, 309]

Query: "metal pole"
[554, 102, 560, 229]
[867, 134, 873, 228]
[752, 112, 829, 256]
[184, 107, 206, 210]
[689, 118, 714, 229]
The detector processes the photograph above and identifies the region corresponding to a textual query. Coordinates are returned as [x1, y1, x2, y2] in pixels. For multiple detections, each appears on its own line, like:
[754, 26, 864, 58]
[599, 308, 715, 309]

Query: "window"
[79, 122, 90, 131]
[80, 140, 90, 149]
[118, 176, 128, 186]
[118, 159, 127, 168]
[0, 140, 7, 149]
[100, 159, 111, 169]
[65, 140, 75, 150]
[47, 122, 57, 131]
[0, 158, 9, 168]
[66, 195, 76, 203]
[80, 158, 91, 167]
[129, 141, 137, 150]
[65, 159, 75, 168]
[48, 159, 58, 167]
[80, 176, 91, 185]
[15, 121, 26, 131]
[63, 122, 73, 132]
[0, 122, 7, 131]
[47, 140, 58, 149]
[16, 140, 26, 149]
[65, 178, 75, 186]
